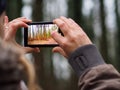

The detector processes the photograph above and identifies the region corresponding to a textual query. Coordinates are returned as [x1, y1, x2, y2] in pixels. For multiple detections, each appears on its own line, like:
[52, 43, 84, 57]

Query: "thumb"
[24, 47, 40, 53]
[52, 47, 68, 58]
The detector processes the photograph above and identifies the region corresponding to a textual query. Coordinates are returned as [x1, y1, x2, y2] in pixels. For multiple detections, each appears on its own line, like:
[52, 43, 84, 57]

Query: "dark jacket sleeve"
[68, 44, 120, 90]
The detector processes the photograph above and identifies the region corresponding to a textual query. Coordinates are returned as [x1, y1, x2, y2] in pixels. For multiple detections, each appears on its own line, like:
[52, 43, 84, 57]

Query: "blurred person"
[0, 44, 40, 90]
[52, 16, 120, 90]
[0, 0, 41, 90]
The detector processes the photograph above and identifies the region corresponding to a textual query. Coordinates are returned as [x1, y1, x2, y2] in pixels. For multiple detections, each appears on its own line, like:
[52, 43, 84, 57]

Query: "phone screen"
[24, 22, 60, 47]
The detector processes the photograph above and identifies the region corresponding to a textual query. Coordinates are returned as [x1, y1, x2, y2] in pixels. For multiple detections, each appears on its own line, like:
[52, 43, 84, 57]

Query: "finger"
[22, 47, 40, 53]
[9, 41, 40, 54]
[10, 17, 26, 20]
[4, 22, 28, 40]
[17, 17, 27, 19]
[11, 17, 32, 25]
[4, 16, 9, 25]
[68, 18, 80, 29]
[52, 47, 68, 58]
[4, 16, 9, 31]
[33, 47, 40, 53]
[60, 16, 80, 30]
[8, 18, 30, 31]
[13, 21, 28, 28]
[53, 18, 69, 36]
[17, 18, 32, 23]
[9, 21, 28, 31]
[60, 16, 70, 26]
[51, 30, 64, 45]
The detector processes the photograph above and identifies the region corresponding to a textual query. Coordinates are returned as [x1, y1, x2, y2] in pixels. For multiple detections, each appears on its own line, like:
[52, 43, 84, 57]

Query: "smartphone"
[24, 22, 60, 47]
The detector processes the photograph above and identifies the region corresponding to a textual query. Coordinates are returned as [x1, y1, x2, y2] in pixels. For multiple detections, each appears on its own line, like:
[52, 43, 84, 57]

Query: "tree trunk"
[6, 0, 23, 44]
[68, 0, 83, 25]
[32, 0, 43, 21]
[99, 0, 109, 63]
[32, 0, 44, 88]
[32, 1, 56, 90]
[115, 0, 120, 71]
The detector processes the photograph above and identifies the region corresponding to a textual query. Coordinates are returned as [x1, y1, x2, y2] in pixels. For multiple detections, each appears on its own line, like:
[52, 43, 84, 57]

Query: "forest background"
[6, 0, 120, 90]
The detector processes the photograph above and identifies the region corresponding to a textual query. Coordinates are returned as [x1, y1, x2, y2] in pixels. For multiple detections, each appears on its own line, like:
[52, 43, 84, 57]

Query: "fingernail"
[35, 48, 40, 52]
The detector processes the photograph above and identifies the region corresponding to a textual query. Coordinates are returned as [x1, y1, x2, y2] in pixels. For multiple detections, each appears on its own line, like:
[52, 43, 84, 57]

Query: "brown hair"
[0, 42, 42, 90]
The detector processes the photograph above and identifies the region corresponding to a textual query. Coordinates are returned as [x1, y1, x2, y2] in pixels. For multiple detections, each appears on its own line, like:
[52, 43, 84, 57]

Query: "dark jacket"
[69, 44, 120, 90]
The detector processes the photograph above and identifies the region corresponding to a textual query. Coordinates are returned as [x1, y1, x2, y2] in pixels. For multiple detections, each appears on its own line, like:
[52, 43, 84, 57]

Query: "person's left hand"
[3, 16, 40, 53]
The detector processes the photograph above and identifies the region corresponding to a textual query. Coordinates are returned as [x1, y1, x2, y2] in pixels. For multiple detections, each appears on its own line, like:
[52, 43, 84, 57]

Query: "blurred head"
[0, 0, 6, 38]
[0, 44, 22, 90]
[0, 43, 41, 90]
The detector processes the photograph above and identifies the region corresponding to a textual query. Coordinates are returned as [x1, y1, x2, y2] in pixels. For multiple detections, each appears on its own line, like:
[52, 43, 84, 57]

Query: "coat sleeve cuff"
[68, 44, 105, 77]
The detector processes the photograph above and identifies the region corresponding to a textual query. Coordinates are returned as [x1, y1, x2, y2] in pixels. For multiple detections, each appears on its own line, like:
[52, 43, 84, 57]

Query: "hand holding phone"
[24, 22, 61, 47]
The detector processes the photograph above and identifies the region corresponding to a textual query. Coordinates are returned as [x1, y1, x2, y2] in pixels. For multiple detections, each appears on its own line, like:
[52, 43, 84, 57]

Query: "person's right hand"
[52, 16, 92, 58]
[3, 16, 40, 53]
